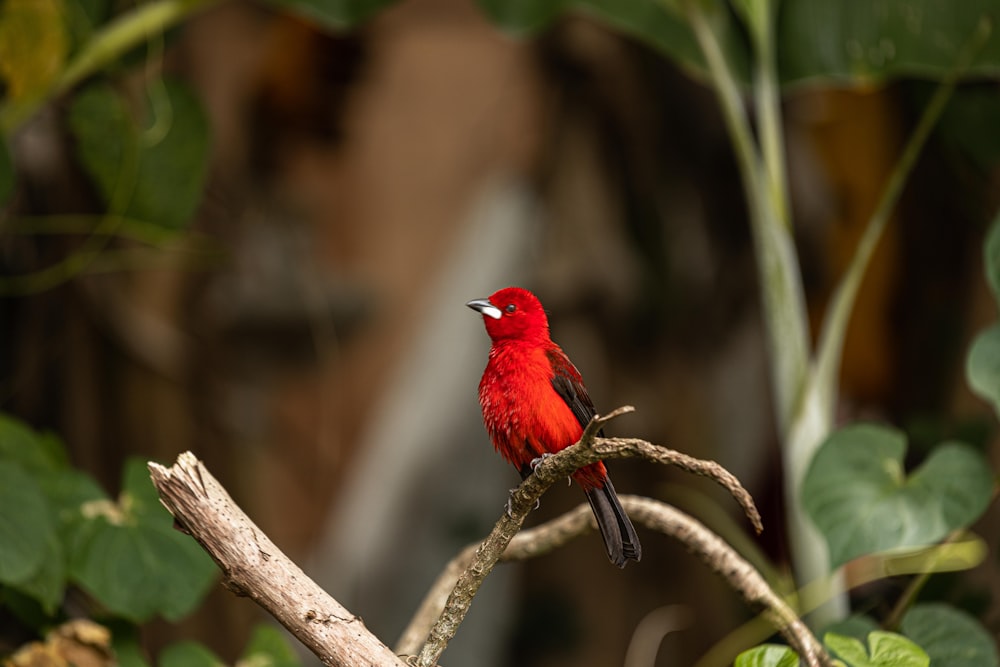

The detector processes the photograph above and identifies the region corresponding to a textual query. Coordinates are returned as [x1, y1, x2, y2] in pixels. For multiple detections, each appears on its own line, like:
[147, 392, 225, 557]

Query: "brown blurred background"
[2, 0, 999, 665]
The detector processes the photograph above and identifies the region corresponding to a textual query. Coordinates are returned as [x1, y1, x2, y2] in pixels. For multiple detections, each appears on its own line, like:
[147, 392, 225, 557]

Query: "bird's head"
[466, 286, 550, 343]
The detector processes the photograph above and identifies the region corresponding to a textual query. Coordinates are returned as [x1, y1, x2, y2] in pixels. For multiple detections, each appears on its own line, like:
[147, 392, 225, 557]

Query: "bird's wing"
[546, 347, 603, 435]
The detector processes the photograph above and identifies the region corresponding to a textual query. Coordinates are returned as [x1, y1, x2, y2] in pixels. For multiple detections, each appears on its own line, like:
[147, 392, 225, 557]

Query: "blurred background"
[2, 0, 999, 665]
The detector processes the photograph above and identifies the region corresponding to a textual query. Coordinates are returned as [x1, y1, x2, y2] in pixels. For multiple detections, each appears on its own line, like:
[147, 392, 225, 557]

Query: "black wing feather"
[546, 349, 604, 436]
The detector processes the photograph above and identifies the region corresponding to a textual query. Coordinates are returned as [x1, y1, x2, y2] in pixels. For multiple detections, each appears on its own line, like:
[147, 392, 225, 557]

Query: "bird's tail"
[584, 477, 641, 568]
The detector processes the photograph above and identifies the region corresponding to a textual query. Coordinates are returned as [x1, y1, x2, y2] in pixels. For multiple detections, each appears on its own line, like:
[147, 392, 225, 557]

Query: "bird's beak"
[466, 298, 502, 320]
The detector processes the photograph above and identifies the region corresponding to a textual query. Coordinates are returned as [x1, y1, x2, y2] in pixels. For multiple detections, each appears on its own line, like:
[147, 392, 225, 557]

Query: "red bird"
[467, 286, 641, 567]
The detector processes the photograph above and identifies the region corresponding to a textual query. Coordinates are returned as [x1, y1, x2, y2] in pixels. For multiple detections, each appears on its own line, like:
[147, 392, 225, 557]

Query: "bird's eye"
[505, 304, 516, 314]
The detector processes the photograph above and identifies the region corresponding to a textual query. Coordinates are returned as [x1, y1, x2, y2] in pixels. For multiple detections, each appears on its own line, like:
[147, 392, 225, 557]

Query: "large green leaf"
[473, 0, 1000, 88]
[967, 325, 1000, 420]
[476, 0, 565, 33]
[967, 212, 1000, 419]
[822, 614, 882, 644]
[802, 424, 994, 568]
[980, 208, 1000, 302]
[572, 0, 709, 77]
[473, 0, 750, 83]
[239, 624, 303, 667]
[69, 458, 217, 622]
[0, 413, 68, 472]
[259, 0, 398, 29]
[901, 604, 999, 667]
[10, 524, 66, 615]
[824, 631, 929, 667]
[0, 415, 76, 612]
[0, 462, 55, 585]
[67, 79, 210, 231]
[158, 641, 224, 667]
[734, 644, 801, 667]
[778, 0, 999, 85]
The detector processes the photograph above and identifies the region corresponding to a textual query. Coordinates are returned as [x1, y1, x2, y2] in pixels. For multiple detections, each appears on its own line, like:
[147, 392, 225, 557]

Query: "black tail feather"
[584, 477, 641, 567]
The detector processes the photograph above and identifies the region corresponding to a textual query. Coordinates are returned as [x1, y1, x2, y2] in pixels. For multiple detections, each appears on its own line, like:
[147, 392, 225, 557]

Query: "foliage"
[968, 214, 1000, 419]
[0, 414, 217, 621]
[0, 414, 300, 663]
[802, 423, 993, 568]
[1, 0, 999, 665]
[67, 79, 210, 231]
[823, 631, 928, 667]
[736, 604, 999, 667]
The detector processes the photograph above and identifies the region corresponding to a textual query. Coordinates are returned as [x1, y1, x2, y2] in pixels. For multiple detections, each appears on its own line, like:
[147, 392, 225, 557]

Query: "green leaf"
[0, 462, 56, 586]
[240, 624, 303, 667]
[982, 210, 1000, 302]
[10, 525, 66, 615]
[121, 456, 169, 519]
[778, 0, 1000, 86]
[802, 424, 994, 568]
[0, 413, 68, 472]
[825, 631, 929, 667]
[258, 0, 398, 29]
[0, 0, 69, 103]
[822, 615, 881, 643]
[159, 641, 225, 667]
[68, 79, 210, 231]
[967, 212, 1000, 418]
[36, 468, 107, 535]
[735, 644, 801, 667]
[68, 458, 217, 622]
[900, 604, 999, 667]
[475, 0, 566, 34]
[109, 622, 152, 667]
[573, 0, 752, 84]
[967, 325, 1000, 421]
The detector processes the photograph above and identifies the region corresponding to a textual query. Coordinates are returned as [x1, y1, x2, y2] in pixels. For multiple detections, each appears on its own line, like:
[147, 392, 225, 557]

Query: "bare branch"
[413, 408, 766, 666]
[532, 408, 763, 533]
[400, 497, 829, 667]
[593, 436, 764, 535]
[147, 414, 794, 667]
[148, 453, 407, 667]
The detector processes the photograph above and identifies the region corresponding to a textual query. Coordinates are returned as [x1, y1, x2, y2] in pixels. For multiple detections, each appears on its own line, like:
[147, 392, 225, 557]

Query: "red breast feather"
[479, 340, 608, 489]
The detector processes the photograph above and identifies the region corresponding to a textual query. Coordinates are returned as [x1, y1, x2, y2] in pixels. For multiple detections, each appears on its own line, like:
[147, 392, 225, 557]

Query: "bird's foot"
[505, 488, 540, 517]
[529, 453, 571, 486]
[529, 452, 554, 469]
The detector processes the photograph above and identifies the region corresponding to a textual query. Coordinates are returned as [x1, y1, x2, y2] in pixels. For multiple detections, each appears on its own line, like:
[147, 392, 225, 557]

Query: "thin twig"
[593, 436, 763, 534]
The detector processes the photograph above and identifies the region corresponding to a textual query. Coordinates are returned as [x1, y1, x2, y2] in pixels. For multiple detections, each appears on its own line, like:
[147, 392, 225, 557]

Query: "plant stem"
[751, 0, 789, 230]
[684, 1, 810, 437]
[683, 0, 841, 623]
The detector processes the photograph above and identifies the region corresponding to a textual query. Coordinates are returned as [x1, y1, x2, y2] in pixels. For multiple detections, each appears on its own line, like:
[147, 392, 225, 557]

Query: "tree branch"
[398, 497, 828, 667]
[147, 410, 812, 667]
[412, 407, 766, 666]
[147, 453, 407, 667]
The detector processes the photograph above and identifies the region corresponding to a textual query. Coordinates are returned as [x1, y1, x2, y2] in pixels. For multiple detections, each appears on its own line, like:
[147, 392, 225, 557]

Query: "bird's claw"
[529, 452, 554, 469]
[506, 488, 540, 517]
